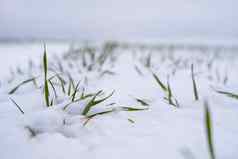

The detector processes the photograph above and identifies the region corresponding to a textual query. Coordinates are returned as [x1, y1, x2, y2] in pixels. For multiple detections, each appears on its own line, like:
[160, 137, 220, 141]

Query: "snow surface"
[0, 41, 238, 159]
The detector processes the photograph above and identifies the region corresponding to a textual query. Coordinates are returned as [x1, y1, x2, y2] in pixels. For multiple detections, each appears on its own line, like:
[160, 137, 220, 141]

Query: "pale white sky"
[0, 0, 238, 40]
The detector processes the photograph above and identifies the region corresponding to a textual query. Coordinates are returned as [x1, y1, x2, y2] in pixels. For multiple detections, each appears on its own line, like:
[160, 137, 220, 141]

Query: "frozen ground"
[0, 41, 238, 159]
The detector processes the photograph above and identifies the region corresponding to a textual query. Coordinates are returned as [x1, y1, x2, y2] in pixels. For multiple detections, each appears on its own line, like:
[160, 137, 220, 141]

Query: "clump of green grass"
[82, 90, 115, 116]
[153, 73, 179, 107]
[83, 105, 148, 126]
[191, 64, 199, 101]
[204, 101, 215, 159]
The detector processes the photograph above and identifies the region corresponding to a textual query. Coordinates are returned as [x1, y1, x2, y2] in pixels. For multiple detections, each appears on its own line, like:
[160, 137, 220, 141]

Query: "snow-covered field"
[0, 41, 238, 159]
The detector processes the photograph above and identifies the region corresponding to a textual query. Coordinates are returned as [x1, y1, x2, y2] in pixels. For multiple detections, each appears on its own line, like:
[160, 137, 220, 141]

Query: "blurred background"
[1, 0, 238, 42]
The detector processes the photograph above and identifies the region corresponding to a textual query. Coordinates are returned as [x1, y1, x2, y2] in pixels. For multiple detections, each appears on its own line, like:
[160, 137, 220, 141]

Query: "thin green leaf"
[153, 73, 167, 92]
[128, 118, 135, 124]
[121, 106, 148, 111]
[9, 98, 25, 114]
[82, 90, 113, 116]
[8, 77, 36, 94]
[44, 80, 50, 106]
[49, 80, 57, 99]
[191, 64, 199, 100]
[135, 98, 149, 106]
[204, 101, 215, 159]
[215, 90, 238, 100]
[67, 80, 72, 96]
[43, 44, 50, 107]
[56, 74, 66, 93]
[167, 80, 174, 106]
[83, 109, 115, 126]
[43, 44, 48, 79]
[71, 81, 80, 102]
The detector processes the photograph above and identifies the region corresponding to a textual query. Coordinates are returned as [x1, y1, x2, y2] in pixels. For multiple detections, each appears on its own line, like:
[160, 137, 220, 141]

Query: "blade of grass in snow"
[43, 44, 50, 107]
[83, 109, 115, 126]
[71, 81, 80, 102]
[214, 89, 238, 100]
[134, 65, 143, 76]
[166, 79, 178, 107]
[153, 73, 167, 92]
[25, 126, 36, 137]
[135, 98, 149, 106]
[191, 64, 199, 100]
[120, 106, 149, 111]
[145, 53, 151, 68]
[56, 74, 66, 93]
[163, 78, 179, 107]
[67, 73, 75, 90]
[204, 101, 215, 159]
[8, 77, 37, 94]
[44, 80, 50, 106]
[80, 89, 94, 100]
[99, 70, 116, 77]
[82, 90, 114, 116]
[49, 80, 57, 99]
[43, 44, 48, 79]
[63, 90, 95, 110]
[9, 98, 24, 114]
[67, 80, 72, 96]
[128, 118, 135, 124]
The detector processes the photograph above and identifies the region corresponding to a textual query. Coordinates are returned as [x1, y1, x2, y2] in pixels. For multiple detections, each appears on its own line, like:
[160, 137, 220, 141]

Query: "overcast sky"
[1, 0, 238, 40]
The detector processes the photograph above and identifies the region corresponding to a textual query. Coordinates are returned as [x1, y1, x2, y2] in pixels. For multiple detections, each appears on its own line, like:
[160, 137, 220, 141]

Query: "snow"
[0, 41, 238, 159]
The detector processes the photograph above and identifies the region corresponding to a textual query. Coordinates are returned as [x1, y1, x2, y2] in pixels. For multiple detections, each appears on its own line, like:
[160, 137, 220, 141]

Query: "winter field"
[0, 41, 238, 159]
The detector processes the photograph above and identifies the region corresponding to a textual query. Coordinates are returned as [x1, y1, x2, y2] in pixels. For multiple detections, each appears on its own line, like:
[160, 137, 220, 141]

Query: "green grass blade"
[71, 81, 80, 102]
[82, 90, 114, 116]
[43, 44, 50, 107]
[153, 73, 167, 92]
[82, 90, 103, 115]
[135, 98, 149, 106]
[167, 80, 174, 105]
[191, 64, 199, 100]
[134, 65, 143, 76]
[44, 80, 50, 106]
[204, 101, 215, 159]
[121, 106, 148, 111]
[91, 90, 114, 106]
[80, 89, 94, 100]
[127, 118, 135, 124]
[9, 98, 25, 114]
[8, 77, 36, 94]
[49, 80, 57, 99]
[83, 109, 115, 126]
[214, 89, 238, 100]
[56, 74, 66, 93]
[43, 44, 48, 79]
[86, 109, 115, 118]
[67, 80, 72, 96]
